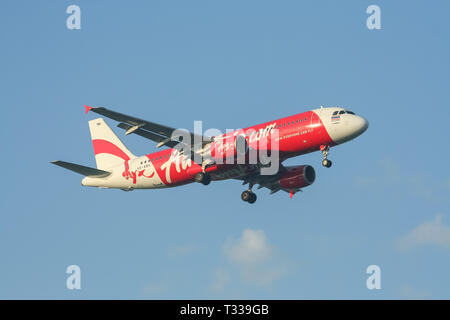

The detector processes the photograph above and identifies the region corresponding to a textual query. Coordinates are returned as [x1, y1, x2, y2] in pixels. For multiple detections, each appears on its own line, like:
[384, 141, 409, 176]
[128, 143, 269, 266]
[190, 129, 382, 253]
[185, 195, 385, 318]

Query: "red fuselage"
[141, 110, 334, 187]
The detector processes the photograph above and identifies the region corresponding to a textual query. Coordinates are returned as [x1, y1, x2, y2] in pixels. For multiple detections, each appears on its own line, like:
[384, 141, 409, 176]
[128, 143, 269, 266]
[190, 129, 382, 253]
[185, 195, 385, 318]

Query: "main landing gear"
[241, 182, 257, 204]
[195, 172, 211, 185]
[321, 145, 332, 168]
[241, 190, 257, 204]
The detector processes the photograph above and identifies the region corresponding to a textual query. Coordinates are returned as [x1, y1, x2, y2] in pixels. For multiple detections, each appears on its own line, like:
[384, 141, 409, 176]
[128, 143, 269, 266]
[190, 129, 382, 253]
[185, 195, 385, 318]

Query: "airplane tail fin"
[88, 118, 136, 170]
[51, 160, 111, 178]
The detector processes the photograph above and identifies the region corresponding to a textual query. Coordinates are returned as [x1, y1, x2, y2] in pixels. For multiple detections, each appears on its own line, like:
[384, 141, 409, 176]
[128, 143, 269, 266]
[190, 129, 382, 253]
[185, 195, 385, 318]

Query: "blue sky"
[1, 0, 449, 299]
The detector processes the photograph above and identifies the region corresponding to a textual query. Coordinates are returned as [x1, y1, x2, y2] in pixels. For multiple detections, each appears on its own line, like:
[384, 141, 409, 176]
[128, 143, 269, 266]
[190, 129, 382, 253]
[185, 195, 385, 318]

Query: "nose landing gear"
[320, 145, 332, 168]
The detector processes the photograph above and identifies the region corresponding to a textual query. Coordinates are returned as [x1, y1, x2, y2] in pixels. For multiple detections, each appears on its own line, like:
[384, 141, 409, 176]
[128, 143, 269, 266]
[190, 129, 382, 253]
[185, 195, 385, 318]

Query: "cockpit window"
[338, 110, 345, 115]
[332, 111, 339, 115]
[346, 110, 355, 115]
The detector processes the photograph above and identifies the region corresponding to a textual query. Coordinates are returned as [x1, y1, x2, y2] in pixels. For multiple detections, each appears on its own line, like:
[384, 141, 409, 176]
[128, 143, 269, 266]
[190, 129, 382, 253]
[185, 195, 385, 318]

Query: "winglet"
[289, 189, 294, 198]
[84, 105, 93, 114]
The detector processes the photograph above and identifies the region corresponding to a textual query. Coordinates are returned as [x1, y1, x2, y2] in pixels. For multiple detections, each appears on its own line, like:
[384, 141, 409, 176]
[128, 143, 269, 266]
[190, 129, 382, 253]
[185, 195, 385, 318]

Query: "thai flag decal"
[331, 115, 340, 121]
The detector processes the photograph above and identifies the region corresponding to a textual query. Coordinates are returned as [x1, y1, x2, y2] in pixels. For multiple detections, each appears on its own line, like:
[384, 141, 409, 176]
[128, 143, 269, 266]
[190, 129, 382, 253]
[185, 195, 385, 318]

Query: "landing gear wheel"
[195, 172, 211, 185]
[202, 174, 211, 185]
[241, 190, 257, 203]
[322, 159, 332, 168]
[248, 193, 257, 204]
[241, 190, 251, 202]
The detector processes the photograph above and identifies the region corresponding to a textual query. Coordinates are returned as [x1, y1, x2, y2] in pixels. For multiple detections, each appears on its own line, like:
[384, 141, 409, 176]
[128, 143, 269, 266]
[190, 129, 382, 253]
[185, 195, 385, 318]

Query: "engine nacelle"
[279, 165, 316, 189]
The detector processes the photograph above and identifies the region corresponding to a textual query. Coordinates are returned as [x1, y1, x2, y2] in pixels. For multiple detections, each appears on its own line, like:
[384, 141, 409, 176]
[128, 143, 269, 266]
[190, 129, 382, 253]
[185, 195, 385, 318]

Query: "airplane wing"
[85, 106, 212, 149]
[236, 164, 301, 196]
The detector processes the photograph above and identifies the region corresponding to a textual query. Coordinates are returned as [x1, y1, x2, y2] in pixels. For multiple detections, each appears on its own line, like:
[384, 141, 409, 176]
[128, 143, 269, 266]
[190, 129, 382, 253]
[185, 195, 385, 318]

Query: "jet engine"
[278, 165, 316, 189]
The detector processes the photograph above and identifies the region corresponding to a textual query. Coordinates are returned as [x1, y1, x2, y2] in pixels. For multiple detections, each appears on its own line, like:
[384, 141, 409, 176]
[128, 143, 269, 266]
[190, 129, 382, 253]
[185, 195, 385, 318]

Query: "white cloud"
[224, 229, 274, 265]
[398, 214, 450, 250]
[220, 229, 286, 287]
[211, 267, 230, 293]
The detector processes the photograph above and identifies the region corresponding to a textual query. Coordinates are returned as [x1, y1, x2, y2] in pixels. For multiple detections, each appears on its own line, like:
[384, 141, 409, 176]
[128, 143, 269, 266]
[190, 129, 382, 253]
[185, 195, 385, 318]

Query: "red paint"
[92, 139, 134, 182]
[84, 105, 93, 114]
[145, 150, 206, 186]
[92, 139, 130, 161]
[204, 110, 334, 165]
[138, 169, 155, 178]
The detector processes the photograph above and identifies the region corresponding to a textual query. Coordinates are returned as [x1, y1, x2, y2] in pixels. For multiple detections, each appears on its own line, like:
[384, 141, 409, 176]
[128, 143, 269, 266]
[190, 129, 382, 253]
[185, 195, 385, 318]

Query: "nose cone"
[334, 115, 369, 144]
[315, 107, 369, 145]
[353, 116, 369, 136]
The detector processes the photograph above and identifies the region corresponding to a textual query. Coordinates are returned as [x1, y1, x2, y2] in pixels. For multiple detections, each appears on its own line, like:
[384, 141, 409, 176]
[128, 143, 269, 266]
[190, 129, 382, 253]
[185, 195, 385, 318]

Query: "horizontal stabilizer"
[51, 160, 111, 178]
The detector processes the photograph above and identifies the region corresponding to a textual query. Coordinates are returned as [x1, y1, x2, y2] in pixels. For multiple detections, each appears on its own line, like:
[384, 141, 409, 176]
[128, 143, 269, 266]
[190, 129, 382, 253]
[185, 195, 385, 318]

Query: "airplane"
[51, 106, 368, 203]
